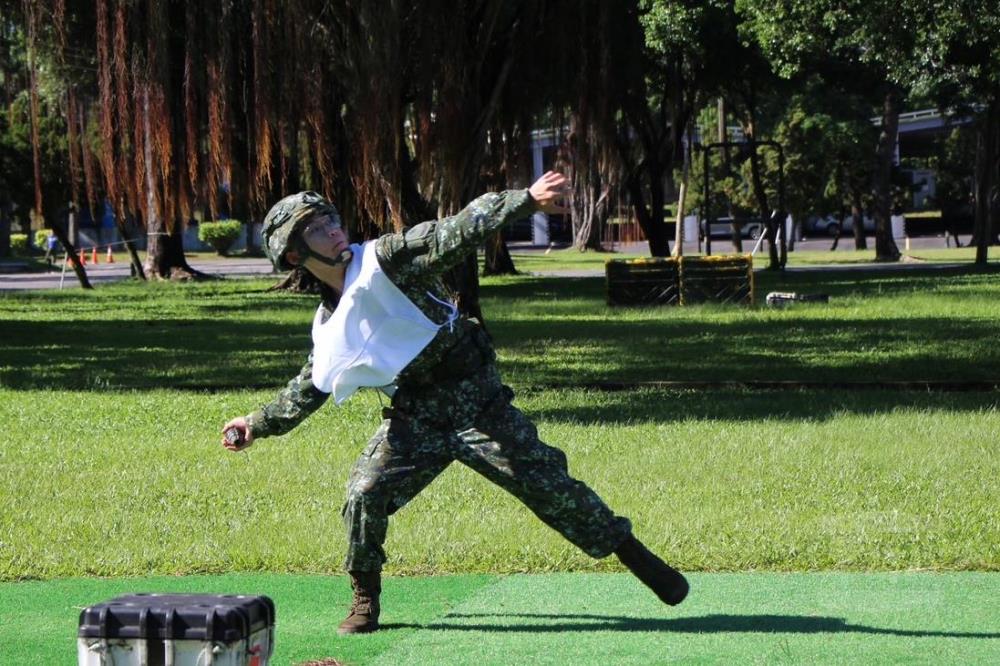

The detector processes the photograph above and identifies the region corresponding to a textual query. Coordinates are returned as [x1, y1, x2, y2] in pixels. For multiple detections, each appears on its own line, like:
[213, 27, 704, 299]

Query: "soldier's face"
[299, 214, 349, 260]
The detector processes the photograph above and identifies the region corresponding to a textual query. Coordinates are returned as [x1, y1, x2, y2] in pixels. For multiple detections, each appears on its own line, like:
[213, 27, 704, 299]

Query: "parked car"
[805, 213, 875, 237]
[700, 216, 764, 240]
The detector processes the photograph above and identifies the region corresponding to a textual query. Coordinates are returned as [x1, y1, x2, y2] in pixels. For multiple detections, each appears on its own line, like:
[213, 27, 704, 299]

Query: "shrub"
[10, 234, 28, 256]
[34, 230, 52, 248]
[198, 220, 243, 255]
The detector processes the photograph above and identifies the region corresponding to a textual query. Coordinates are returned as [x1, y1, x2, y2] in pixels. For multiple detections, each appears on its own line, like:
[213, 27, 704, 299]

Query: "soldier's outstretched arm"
[378, 171, 568, 281]
[240, 351, 330, 441]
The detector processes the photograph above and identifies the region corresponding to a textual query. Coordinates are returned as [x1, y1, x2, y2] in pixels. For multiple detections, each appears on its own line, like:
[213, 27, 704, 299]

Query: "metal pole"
[702, 146, 711, 256]
[777, 145, 787, 268]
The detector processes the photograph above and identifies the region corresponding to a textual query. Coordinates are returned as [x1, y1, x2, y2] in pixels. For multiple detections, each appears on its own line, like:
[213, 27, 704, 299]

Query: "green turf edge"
[4, 573, 999, 665]
[372, 572, 1000, 666]
[0, 573, 500, 666]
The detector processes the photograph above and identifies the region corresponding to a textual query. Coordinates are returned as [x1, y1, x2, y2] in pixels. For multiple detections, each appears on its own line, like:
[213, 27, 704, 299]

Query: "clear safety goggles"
[298, 214, 342, 245]
[289, 214, 351, 268]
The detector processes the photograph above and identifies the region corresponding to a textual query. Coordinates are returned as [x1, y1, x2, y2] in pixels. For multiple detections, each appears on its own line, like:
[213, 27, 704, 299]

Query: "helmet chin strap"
[300, 246, 353, 269]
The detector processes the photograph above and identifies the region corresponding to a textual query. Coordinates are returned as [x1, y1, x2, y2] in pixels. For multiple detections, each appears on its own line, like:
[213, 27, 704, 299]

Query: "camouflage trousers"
[341, 365, 632, 572]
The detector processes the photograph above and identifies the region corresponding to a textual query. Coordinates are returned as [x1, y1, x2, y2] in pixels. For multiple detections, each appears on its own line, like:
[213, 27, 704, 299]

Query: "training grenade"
[765, 291, 830, 308]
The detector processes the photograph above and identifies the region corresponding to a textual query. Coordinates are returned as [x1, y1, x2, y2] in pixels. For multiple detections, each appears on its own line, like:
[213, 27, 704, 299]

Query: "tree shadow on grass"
[3, 266, 999, 394]
[481, 272, 1000, 390]
[522, 386, 1000, 425]
[489, 307, 1000, 385]
[5, 312, 999, 394]
[481, 265, 1000, 303]
[0, 318, 311, 390]
[382, 612, 1000, 639]
[2, 312, 999, 427]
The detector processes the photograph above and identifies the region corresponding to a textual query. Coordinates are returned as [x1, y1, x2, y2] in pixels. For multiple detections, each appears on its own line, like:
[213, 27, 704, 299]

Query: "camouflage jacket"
[246, 188, 536, 438]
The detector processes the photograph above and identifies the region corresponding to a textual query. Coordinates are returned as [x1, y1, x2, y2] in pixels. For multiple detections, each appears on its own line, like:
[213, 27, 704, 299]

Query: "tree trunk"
[718, 103, 744, 254]
[119, 225, 146, 279]
[873, 89, 902, 262]
[730, 218, 744, 253]
[778, 212, 788, 268]
[483, 231, 517, 275]
[627, 166, 670, 257]
[572, 179, 609, 252]
[747, 142, 778, 269]
[48, 217, 93, 289]
[830, 207, 845, 251]
[0, 204, 9, 257]
[141, 87, 199, 280]
[616, 74, 680, 258]
[851, 191, 867, 250]
[972, 95, 999, 265]
[672, 146, 690, 257]
[145, 225, 200, 280]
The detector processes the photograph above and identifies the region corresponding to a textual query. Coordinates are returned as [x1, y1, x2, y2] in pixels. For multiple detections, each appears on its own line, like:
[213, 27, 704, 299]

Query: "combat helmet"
[263, 191, 349, 271]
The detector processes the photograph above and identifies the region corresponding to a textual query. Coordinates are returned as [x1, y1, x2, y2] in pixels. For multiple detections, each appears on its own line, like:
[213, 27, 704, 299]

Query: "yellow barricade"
[605, 254, 753, 306]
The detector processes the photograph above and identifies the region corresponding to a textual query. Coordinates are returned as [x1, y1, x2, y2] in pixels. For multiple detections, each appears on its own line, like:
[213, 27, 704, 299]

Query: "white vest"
[310, 240, 457, 404]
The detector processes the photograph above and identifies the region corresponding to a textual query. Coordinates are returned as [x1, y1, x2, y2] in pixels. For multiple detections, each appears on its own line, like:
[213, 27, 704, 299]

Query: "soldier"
[221, 172, 688, 635]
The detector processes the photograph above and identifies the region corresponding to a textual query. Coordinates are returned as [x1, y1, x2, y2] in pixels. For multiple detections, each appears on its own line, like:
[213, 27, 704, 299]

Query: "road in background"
[0, 257, 275, 291]
[531, 233, 973, 256]
[0, 234, 978, 290]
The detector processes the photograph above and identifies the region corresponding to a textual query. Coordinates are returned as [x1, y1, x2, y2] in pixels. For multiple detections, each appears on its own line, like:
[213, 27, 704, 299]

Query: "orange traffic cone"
[106, 246, 115, 263]
[78, 249, 87, 265]
[91, 247, 99, 264]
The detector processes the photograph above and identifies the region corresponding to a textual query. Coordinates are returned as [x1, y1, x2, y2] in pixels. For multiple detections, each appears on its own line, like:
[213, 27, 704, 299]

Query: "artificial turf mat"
[2, 572, 998, 665]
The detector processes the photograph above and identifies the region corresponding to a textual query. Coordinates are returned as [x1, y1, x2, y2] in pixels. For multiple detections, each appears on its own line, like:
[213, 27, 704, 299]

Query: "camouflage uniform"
[248, 189, 631, 572]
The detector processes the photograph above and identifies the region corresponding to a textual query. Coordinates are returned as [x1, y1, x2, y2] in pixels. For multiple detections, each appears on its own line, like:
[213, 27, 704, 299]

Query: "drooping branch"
[23, 0, 43, 218]
[112, 0, 135, 215]
[206, 0, 234, 221]
[96, 0, 118, 215]
[250, 0, 275, 213]
[182, 0, 200, 217]
[145, 0, 172, 231]
[79, 105, 99, 221]
[54, 1, 83, 215]
[65, 90, 82, 209]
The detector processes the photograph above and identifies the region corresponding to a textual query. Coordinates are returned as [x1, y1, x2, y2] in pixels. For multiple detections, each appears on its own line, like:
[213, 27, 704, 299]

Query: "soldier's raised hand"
[529, 171, 571, 214]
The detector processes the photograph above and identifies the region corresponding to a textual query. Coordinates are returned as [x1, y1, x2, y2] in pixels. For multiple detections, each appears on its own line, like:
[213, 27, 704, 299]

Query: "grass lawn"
[2, 386, 998, 579]
[1, 264, 997, 662]
[1, 267, 998, 579]
[782, 247, 986, 265]
[3, 266, 1000, 390]
[2, 572, 998, 665]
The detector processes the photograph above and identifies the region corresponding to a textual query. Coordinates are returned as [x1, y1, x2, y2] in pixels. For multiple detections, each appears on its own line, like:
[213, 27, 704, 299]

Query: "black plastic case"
[78, 594, 275, 642]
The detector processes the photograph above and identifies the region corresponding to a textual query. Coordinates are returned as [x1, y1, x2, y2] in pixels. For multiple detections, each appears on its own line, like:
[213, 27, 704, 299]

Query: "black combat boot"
[337, 571, 381, 635]
[615, 535, 689, 606]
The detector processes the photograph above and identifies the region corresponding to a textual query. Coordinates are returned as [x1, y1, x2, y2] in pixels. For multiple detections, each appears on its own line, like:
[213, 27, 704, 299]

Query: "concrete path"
[0, 257, 275, 291]
[1, 234, 986, 290]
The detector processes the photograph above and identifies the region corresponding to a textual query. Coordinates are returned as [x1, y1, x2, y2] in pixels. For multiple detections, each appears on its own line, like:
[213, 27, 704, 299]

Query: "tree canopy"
[1, 0, 996, 278]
